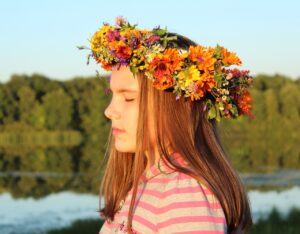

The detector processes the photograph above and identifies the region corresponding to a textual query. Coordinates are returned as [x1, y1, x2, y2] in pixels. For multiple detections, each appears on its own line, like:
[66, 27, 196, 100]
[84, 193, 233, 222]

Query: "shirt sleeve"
[156, 172, 227, 233]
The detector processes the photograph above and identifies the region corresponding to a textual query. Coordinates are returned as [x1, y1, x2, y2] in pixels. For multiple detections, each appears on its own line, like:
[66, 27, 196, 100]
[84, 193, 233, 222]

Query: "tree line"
[0, 73, 299, 197]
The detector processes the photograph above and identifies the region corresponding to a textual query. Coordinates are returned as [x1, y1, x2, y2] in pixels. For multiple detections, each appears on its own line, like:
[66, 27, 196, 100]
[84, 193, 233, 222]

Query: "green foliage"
[247, 208, 300, 234]
[43, 89, 73, 130]
[217, 74, 300, 172]
[45, 208, 300, 234]
[0, 73, 300, 197]
[47, 219, 103, 234]
[0, 74, 110, 197]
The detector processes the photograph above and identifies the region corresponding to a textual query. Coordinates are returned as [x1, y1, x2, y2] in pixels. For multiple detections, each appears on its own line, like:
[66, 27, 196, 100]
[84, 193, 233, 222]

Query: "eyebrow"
[109, 88, 138, 93]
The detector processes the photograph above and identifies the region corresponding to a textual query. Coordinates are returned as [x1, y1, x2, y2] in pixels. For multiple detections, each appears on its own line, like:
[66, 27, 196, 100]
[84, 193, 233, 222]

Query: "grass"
[46, 208, 300, 234]
[47, 219, 104, 234]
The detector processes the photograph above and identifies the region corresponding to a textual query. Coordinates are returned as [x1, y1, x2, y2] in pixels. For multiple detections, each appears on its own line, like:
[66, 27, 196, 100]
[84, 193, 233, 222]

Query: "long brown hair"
[99, 33, 253, 233]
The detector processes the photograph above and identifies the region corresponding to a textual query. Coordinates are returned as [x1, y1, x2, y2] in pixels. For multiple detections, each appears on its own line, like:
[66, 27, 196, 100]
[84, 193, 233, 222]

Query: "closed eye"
[125, 98, 135, 102]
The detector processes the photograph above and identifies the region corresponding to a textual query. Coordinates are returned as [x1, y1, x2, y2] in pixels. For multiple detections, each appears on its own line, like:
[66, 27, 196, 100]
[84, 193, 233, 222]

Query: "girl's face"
[104, 65, 139, 152]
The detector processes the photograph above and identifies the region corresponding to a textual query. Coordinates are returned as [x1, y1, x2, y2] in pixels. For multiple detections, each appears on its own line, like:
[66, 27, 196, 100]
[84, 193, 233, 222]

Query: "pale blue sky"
[1, 0, 299, 82]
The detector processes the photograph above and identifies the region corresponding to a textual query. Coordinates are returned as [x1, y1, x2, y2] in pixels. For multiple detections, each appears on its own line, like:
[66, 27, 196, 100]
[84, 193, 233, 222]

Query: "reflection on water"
[0, 171, 83, 178]
[0, 192, 100, 234]
[241, 170, 300, 187]
[1, 186, 300, 234]
[248, 186, 300, 223]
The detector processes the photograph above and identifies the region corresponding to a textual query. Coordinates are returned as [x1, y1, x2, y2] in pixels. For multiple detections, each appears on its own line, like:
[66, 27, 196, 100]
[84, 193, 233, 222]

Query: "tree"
[42, 89, 73, 130]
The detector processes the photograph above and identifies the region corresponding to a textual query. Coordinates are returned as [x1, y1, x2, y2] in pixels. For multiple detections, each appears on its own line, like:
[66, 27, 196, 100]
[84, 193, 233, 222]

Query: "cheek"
[124, 103, 139, 135]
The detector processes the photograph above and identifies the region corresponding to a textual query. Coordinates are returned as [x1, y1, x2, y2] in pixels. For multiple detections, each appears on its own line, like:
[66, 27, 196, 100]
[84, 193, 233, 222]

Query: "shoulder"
[154, 170, 223, 210]
[151, 170, 227, 233]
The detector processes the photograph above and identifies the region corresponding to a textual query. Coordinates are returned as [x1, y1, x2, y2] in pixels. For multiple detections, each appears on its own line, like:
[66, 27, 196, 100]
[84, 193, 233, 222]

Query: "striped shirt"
[99, 153, 227, 233]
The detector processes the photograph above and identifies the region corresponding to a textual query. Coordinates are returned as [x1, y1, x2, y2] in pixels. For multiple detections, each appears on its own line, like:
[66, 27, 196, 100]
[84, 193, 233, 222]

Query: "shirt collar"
[139, 152, 188, 183]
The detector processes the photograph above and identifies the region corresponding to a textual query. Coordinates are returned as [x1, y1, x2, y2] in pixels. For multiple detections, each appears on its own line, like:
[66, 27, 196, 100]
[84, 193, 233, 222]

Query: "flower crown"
[79, 16, 254, 122]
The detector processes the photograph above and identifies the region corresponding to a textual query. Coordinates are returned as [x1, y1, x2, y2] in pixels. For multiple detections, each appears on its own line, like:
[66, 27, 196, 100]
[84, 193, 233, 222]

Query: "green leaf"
[214, 73, 223, 84]
[230, 104, 238, 116]
[130, 66, 139, 75]
[153, 28, 167, 36]
[214, 44, 222, 59]
[77, 46, 89, 50]
[208, 105, 216, 119]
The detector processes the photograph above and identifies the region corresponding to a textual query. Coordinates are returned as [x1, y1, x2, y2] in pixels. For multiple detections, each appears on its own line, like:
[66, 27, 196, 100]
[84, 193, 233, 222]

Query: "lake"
[1, 185, 300, 234]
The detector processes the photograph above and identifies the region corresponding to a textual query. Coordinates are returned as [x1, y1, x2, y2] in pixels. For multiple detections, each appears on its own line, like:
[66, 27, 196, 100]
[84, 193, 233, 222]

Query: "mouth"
[112, 127, 125, 135]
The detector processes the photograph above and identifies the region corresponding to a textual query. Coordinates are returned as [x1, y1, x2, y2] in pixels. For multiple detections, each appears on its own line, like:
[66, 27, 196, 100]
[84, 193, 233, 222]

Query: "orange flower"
[109, 40, 132, 59]
[149, 48, 182, 89]
[189, 46, 216, 71]
[152, 75, 175, 90]
[188, 72, 216, 101]
[163, 48, 183, 71]
[221, 47, 241, 66]
[197, 72, 216, 92]
[101, 62, 112, 71]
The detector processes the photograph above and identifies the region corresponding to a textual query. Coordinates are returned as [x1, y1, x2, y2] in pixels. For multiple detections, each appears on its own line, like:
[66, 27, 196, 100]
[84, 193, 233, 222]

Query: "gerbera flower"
[149, 48, 183, 88]
[195, 72, 216, 98]
[221, 47, 242, 66]
[189, 46, 216, 71]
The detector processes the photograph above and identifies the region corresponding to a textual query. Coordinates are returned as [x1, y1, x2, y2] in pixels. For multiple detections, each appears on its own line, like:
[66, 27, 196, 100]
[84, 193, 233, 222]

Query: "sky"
[1, 0, 300, 83]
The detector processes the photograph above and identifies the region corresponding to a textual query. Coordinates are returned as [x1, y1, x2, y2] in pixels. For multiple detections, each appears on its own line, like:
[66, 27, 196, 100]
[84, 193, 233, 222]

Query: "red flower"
[235, 90, 255, 119]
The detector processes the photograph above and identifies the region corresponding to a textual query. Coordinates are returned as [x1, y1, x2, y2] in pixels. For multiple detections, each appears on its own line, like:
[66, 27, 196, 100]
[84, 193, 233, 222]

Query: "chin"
[115, 142, 136, 153]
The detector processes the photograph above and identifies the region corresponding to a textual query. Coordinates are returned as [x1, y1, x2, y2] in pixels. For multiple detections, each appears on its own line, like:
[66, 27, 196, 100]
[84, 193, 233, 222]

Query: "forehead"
[110, 65, 139, 92]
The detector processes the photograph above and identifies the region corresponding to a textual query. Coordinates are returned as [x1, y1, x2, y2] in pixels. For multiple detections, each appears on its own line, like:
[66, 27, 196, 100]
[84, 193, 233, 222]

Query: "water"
[1, 186, 300, 234]
[248, 186, 300, 223]
[0, 192, 100, 234]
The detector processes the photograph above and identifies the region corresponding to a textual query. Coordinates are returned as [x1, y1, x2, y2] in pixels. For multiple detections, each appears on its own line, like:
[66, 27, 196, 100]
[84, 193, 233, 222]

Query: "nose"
[104, 102, 120, 120]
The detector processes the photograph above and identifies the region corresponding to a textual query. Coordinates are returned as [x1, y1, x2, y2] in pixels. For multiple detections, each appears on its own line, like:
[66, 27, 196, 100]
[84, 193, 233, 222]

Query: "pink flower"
[147, 35, 161, 44]
[115, 16, 127, 27]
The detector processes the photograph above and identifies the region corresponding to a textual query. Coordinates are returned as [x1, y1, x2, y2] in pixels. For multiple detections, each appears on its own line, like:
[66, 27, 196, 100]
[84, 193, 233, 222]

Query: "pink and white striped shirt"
[99, 153, 227, 233]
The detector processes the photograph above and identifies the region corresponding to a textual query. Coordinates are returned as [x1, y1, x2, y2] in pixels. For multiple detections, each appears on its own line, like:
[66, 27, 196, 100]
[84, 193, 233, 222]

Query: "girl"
[83, 16, 253, 233]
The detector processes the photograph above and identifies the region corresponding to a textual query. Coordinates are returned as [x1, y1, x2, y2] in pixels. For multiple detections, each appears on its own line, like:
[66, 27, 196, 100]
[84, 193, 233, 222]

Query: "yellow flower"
[121, 28, 142, 40]
[177, 68, 216, 100]
[177, 65, 201, 88]
[90, 25, 111, 52]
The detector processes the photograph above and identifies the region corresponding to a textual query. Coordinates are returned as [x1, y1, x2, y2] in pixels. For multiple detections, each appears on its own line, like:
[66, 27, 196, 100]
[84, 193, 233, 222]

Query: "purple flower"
[203, 104, 207, 111]
[106, 76, 111, 83]
[119, 57, 129, 66]
[106, 29, 120, 42]
[130, 38, 139, 49]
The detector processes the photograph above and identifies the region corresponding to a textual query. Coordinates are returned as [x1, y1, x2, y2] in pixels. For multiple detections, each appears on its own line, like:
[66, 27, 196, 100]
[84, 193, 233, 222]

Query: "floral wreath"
[78, 16, 254, 122]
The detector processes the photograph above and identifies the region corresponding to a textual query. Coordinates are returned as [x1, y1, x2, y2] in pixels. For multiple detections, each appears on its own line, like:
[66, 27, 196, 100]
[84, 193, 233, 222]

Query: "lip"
[112, 127, 125, 135]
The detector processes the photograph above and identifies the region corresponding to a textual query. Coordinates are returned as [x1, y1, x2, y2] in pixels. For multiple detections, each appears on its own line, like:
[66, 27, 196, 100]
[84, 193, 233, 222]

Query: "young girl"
[83, 16, 253, 234]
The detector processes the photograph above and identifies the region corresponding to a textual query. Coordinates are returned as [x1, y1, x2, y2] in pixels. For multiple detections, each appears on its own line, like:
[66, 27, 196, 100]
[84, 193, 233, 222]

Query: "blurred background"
[0, 0, 300, 233]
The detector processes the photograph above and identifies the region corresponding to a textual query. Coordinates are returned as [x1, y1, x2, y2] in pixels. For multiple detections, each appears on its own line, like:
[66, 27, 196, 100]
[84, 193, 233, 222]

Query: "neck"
[144, 148, 161, 171]
[144, 145, 175, 171]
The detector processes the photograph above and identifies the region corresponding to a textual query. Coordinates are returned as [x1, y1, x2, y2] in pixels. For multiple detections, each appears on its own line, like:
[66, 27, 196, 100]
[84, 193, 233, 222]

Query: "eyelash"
[125, 98, 135, 102]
